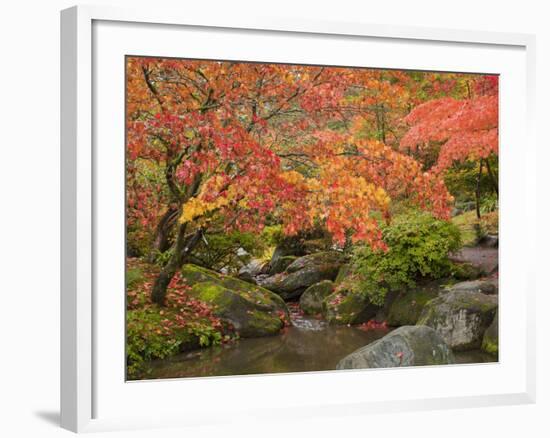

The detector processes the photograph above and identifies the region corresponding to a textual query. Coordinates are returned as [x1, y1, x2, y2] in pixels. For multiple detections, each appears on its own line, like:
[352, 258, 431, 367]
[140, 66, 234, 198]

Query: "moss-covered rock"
[285, 251, 344, 273]
[302, 238, 332, 254]
[237, 259, 269, 283]
[260, 252, 343, 300]
[269, 255, 298, 275]
[187, 281, 286, 338]
[322, 288, 379, 324]
[417, 290, 497, 351]
[450, 262, 484, 281]
[336, 325, 455, 369]
[448, 279, 498, 295]
[268, 237, 306, 273]
[299, 280, 334, 315]
[182, 264, 283, 306]
[387, 285, 440, 326]
[481, 311, 498, 355]
[181, 264, 289, 337]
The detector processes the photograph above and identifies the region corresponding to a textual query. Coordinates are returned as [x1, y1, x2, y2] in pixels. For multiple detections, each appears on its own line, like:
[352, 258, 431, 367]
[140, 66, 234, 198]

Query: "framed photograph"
[61, 5, 536, 433]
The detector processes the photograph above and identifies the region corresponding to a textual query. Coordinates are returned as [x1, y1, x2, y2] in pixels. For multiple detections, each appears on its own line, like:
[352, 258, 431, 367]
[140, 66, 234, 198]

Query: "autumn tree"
[126, 58, 453, 305]
[400, 75, 498, 217]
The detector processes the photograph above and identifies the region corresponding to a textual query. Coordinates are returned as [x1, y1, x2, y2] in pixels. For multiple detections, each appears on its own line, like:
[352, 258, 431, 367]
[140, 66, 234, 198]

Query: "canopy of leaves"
[126, 58, 465, 251]
[400, 75, 498, 173]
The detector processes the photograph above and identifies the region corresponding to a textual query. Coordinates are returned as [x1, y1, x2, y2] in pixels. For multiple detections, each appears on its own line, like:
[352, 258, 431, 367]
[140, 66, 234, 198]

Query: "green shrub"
[127, 229, 152, 258]
[349, 211, 462, 305]
[126, 308, 184, 377]
[126, 307, 224, 378]
[261, 225, 285, 247]
[153, 246, 175, 267]
[480, 193, 498, 214]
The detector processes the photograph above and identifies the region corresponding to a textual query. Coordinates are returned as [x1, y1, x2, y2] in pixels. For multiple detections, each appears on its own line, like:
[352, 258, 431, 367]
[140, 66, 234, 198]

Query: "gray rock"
[479, 234, 499, 248]
[450, 262, 484, 281]
[268, 238, 306, 273]
[336, 325, 455, 369]
[260, 252, 343, 300]
[260, 263, 341, 300]
[269, 255, 298, 275]
[285, 251, 344, 274]
[417, 290, 498, 350]
[449, 279, 498, 295]
[299, 280, 334, 315]
[238, 259, 269, 283]
[322, 289, 379, 325]
[387, 284, 440, 326]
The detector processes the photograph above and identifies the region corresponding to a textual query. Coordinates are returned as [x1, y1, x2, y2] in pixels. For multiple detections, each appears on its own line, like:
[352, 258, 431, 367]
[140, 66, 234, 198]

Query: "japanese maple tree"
[126, 57, 453, 305]
[400, 75, 499, 216]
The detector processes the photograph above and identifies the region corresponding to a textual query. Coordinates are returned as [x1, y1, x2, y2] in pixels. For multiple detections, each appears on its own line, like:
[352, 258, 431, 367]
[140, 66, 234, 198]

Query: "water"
[138, 306, 496, 380]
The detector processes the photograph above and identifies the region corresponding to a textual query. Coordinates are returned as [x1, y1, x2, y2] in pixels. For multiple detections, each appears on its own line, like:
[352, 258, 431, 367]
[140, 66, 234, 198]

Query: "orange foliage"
[126, 57, 456, 249]
[400, 75, 498, 173]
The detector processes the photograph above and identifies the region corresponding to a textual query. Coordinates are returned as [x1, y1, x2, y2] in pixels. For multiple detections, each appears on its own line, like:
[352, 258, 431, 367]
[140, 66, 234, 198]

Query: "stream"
[140, 305, 496, 380]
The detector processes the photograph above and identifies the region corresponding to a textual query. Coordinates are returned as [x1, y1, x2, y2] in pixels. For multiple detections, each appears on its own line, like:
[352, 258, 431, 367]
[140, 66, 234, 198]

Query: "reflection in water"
[140, 311, 497, 380]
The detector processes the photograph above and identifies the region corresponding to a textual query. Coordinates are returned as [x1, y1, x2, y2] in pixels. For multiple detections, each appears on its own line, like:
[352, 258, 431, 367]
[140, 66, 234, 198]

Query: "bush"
[127, 229, 152, 258]
[126, 306, 225, 378]
[261, 225, 285, 247]
[126, 308, 184, 378]
[349, 211, 462, 305]
[480, 193, 498, 214]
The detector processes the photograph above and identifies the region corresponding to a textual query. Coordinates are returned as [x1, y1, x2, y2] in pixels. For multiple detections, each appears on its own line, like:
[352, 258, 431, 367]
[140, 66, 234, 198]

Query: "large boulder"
[268, 237, 306, 273]
[387, 284, 440, 326]
[448, 279, 498, 295]
[181, 264, 289, 338]
[269, 255, 298, 275]
[481, 311, 498, 355]
[336, 325, 455, 369]
[260, 252, 344, 300]
[267, 232, 332, 274]
[299, 280, 334, 315]
[323, 289, 379, 325]
[237, 259, 269, 283]
[417, 290, 498, 351]
[285, 251, 344, 273]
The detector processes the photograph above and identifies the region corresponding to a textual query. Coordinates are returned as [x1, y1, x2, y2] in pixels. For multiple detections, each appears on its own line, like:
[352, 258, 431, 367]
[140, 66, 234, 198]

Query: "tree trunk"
[475, 159, 483, 220]
[147, 207, 178, 262]
[151, 224, 203, 306]
[484, 158, 499, 196]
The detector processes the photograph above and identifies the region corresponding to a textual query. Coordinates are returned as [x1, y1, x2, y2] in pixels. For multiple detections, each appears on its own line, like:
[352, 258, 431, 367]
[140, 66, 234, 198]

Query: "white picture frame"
[61, 4, 536, 433]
